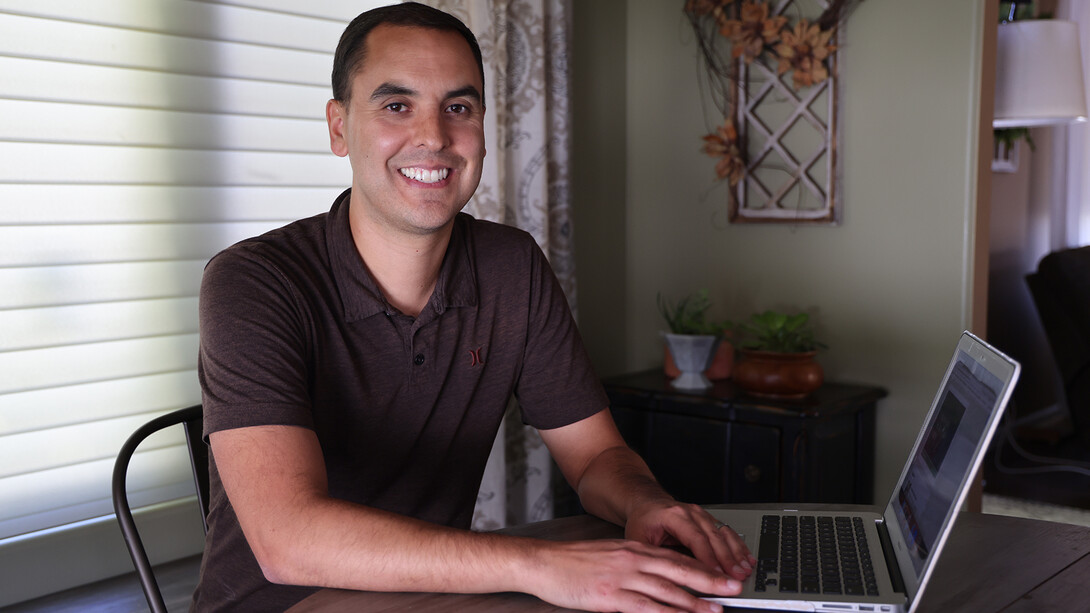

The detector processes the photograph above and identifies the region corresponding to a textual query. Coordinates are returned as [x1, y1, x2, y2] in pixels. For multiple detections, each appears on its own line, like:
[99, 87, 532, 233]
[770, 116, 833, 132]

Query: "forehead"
[354, 24, 482, 94]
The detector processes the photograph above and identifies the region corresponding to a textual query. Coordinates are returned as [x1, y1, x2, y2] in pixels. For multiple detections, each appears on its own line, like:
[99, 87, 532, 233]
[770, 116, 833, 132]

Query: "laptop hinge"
[876, 519, 906, 595]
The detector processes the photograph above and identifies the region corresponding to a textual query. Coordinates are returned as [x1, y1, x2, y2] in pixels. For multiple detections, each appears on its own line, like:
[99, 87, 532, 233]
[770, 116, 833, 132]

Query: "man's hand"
[538, 411, 756, 581]
[528, 538, 740, 613]
[539, 411, 754, 609]
[625, 500, 756, 582]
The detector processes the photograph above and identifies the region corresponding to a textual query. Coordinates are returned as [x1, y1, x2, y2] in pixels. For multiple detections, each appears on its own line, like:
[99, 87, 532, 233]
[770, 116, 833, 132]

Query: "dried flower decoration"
[775, 19, 837, 88]
[719, 1, 788, 63]
[685, 0, 862, 184]
[702, 120, 745, 186]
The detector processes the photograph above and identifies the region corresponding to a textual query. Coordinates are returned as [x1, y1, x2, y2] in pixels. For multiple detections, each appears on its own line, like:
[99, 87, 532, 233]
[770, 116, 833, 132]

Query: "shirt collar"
[326, 189, 479, 323]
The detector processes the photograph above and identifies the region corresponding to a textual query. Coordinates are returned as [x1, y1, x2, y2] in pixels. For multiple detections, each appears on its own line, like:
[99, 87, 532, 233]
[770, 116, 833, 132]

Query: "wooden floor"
[0, 555, 201, 613]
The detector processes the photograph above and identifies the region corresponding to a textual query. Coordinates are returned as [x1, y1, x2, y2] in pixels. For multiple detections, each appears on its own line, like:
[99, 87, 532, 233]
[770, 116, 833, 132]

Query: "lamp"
[993, 18, 1088, 128]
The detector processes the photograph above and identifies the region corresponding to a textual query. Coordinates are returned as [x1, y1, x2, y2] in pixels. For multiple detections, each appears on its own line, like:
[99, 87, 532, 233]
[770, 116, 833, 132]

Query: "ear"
[326, 99, 349, 158]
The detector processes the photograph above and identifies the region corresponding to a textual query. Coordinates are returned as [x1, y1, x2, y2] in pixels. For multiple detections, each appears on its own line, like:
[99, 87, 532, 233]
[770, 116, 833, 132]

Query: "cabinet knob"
[744, 464, 762, 483]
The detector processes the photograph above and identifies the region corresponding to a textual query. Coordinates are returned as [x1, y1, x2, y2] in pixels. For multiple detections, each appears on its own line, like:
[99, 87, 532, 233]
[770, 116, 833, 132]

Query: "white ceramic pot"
[663, 333, 720, 390]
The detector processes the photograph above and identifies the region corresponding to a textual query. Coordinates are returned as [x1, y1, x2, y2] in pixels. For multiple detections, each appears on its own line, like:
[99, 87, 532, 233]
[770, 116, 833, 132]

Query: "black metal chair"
[111, 405, 208, 613]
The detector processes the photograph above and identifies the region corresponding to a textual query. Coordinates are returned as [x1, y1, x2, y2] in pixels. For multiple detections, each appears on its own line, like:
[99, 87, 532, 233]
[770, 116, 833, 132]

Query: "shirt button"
[414, 354, 425, 366]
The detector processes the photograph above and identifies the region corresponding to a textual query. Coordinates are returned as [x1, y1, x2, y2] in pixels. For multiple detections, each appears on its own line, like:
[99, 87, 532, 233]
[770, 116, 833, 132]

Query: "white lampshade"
[993, 20, 1088, 128]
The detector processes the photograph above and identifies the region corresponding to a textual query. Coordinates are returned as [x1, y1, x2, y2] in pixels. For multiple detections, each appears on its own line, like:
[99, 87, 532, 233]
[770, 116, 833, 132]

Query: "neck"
[348, 207, 454, 319]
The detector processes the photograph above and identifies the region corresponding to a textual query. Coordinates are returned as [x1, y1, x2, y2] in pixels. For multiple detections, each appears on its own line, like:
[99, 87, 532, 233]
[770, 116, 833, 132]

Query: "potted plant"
[657, 290, 733, 389]
[732, 309, 826, 399]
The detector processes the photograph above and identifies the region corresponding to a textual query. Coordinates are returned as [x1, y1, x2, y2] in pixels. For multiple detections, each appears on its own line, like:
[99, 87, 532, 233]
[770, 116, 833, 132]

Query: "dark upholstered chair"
[1026, 246, 1090, 444]
[111, 405, 208, 613]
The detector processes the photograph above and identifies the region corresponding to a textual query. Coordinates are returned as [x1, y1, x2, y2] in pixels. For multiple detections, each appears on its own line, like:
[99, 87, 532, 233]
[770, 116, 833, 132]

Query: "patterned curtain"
[419, 0, 576, 529]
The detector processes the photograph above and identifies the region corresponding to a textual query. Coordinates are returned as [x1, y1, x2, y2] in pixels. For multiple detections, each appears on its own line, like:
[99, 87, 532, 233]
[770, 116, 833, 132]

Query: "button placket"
[409, 325, 428, 371]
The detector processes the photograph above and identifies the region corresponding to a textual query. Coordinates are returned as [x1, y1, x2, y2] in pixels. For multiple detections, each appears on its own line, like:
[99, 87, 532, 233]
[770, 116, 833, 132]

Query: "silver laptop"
[703, 331, 1020, 613]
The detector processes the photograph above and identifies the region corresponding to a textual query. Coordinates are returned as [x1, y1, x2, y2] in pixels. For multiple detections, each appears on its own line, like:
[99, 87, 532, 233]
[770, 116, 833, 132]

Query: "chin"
[402, 211, 462, 236]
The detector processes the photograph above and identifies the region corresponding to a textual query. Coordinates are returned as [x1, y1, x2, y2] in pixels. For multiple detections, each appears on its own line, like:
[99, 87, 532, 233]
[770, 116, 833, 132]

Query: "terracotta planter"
[733, 349, 823, 399]
[665, 340, 734, 381]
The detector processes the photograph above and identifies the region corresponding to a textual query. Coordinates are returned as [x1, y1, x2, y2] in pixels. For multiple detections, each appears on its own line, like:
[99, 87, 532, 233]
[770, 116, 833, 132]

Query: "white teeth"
[399, 167, 449, 183]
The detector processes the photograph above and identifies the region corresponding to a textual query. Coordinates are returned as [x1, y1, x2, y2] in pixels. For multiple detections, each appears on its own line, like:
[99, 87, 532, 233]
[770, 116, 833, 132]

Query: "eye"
[447, 103, 469, 114]
[384, 102, 407, 113]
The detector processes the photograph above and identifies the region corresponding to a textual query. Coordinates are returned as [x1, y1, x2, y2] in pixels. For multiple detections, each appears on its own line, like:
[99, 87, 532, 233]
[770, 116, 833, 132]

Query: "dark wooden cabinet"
[603, 370, 886, 505]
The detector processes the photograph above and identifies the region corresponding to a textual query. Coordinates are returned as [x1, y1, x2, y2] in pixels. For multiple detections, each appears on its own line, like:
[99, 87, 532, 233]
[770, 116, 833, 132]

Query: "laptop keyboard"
[755, 515, 880, 596]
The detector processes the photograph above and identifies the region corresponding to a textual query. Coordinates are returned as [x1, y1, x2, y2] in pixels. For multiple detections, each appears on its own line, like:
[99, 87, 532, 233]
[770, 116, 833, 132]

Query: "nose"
[414, 110, 449, 151]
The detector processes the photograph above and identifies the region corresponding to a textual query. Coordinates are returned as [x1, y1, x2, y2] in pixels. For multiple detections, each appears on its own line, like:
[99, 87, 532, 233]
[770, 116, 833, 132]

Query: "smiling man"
[192, 4, 751, 612]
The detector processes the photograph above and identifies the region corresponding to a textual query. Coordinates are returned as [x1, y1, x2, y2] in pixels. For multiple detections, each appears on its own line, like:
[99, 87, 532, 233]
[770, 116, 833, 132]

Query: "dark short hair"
[331, 2, 485, 105]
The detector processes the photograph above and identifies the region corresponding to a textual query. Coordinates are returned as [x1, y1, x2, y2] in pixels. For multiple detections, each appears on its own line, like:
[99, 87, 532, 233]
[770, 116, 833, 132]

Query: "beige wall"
[571, 0, 629, 372]
[573, 0, 992, 497]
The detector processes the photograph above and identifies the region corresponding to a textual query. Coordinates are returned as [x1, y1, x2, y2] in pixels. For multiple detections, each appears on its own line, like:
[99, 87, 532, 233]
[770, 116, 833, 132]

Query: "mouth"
[399, 167, 450, 184]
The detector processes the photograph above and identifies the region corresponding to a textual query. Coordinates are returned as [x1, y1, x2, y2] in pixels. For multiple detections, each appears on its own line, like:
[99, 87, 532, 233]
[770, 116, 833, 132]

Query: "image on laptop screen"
[892, 351, 1002, 576]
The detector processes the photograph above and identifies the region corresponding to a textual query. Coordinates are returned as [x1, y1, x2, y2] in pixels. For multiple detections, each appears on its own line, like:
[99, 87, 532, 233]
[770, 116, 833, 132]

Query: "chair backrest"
[1027, 245, 1090, 443]
[111, 405, 207, 613]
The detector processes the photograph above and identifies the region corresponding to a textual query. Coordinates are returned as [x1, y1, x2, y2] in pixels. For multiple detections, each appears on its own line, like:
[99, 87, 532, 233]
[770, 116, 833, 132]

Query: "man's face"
[326, 24, 486, 236]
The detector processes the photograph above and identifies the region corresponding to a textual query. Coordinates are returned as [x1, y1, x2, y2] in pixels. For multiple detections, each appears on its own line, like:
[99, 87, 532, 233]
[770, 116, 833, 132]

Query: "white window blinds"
[0, 0, 376, 543]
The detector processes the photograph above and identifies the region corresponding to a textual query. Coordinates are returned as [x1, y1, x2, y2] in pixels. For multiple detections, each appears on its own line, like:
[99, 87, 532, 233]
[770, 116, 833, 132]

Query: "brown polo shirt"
[192, 189, 607, 610]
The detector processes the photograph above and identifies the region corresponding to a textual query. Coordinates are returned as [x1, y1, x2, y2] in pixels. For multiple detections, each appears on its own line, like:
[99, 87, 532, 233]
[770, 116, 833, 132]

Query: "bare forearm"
[252, 495, 742, 611]
[574, 445, 674, 527]
[253, 496, 539, 594]
[215, 426, 542, 594]
[214, 422, 744, 611]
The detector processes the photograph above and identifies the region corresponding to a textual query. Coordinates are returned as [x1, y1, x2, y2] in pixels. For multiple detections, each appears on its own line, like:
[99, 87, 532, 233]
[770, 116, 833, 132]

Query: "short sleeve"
[198, 247, 316, 438]
[513, 243, 608, 430]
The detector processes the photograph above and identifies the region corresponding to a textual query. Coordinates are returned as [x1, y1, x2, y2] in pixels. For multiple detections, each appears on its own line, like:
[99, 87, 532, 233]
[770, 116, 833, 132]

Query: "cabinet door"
[613, 407, 783, 504]
[644, 413, 730, 504]
[728, 423, 780, 502]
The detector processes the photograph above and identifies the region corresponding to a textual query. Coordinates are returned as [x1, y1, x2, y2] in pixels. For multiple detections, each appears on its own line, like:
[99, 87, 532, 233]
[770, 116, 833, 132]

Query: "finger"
[716, 522, 756, 568]
[667, 510, 750, 579]
[617, 582, 725, 613]
[708, 515, 756, 568]
[706, 522, 749, 578]
[698, 510, 752, 561]
[635, 547, 744, 597]
[611, 587, 723, 613]
[699, 520, 753, 580]
[659, 514, 724, 575]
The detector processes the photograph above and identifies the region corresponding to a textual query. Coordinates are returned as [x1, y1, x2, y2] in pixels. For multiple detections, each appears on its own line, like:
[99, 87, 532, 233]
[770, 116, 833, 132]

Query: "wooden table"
[286, 506, 1090, 612]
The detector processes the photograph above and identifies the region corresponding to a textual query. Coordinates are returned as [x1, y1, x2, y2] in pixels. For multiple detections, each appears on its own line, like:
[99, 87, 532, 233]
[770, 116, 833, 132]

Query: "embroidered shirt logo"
[468, 346, 485, 367]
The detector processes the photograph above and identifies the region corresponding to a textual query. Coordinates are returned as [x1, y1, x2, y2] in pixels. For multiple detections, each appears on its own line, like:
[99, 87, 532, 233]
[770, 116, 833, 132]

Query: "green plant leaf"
[738, 309, 825, 353]
[656, 289, 727, 336]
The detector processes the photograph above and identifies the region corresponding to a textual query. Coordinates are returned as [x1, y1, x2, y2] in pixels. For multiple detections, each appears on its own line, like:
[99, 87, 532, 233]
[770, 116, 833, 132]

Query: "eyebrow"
[446, 85, 482, 102]
[369, 82, 482, 103]
[370, 82, 414, 100]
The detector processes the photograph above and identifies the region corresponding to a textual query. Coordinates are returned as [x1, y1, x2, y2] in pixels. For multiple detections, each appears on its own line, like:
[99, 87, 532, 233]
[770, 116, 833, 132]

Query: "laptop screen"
[893, 354, 1002, 575]
[885, 334, 1018, 608]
